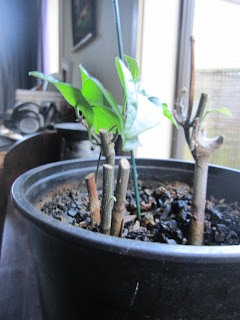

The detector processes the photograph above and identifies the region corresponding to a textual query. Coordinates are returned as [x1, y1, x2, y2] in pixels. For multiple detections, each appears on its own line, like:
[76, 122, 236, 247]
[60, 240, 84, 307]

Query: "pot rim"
[11, 157, 240, 264]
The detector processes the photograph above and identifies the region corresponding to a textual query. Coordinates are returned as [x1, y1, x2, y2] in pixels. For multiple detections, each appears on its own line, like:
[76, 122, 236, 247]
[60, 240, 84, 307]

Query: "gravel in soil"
[39, 180, 240, 246]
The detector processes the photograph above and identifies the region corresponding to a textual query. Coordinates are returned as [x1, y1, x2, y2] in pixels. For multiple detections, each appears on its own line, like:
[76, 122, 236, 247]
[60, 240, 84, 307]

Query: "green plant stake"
[112, 0, 141, 220]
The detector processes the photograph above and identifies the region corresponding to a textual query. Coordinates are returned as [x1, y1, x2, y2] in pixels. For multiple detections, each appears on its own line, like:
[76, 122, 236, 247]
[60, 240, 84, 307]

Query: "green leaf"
[82, 78, 104, 105]
[124, 55, 140, 84]
[162, 103, 178, 129]
[92, 103, 123, 135]
[115, 57, 138, 132]
[80, 65, 89, 86]
[79, 65, 124, 125]
[203, 107, 232, 121]
[29, 71, 94, 130]
[29, 71, 60, 84]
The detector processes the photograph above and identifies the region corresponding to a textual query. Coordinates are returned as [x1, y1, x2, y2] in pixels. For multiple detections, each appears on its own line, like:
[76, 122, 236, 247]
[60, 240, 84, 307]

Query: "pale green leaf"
[122, 135, 141, 152]
[115, 57, 138, 133]
[147, 97, 178, 128]
[126, 93, 163, 139]
[203, 107, 232, 121]
[124, 55, 140, 84]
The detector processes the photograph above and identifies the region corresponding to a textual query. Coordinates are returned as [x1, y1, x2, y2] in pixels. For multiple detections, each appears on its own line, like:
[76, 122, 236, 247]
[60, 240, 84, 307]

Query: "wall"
[60, 0, 139, 105]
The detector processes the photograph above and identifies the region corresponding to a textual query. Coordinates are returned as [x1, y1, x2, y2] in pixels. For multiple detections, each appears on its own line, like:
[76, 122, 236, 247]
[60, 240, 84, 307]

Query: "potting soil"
[39, 181, 240, 246]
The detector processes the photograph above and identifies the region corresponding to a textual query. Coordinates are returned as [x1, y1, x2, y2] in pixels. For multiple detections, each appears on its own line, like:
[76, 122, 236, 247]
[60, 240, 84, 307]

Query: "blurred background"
[0, 0, 239, 169]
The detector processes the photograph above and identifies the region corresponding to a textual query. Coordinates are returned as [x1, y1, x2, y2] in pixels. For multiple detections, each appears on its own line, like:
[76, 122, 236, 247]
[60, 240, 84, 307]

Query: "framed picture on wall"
[71, 0, 96, 52]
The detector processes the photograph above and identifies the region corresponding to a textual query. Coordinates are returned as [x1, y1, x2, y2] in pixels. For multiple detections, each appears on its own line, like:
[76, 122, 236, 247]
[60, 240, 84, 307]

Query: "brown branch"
[101, 164, 114, 235]
[80, 118, 101, 145]
[174, 36, 196, 148]
[174, 37, 225, 246]
[85, 172, 100, 227]
[192, 93, 208, 125]
[190, 156, 209, 245]
[189, 121, 224, 245]
[111, 158, 130, 237]
[99, 129, 115, 167]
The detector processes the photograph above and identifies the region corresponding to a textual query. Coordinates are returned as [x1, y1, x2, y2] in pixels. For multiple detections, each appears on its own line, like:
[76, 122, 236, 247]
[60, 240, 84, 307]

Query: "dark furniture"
[0, 130, 62, 320]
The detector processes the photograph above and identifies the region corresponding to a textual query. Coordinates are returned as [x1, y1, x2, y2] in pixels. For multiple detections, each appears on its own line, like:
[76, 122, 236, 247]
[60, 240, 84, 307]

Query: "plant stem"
[190, 156, 209, 245]
[85, 172, 100, 227]
[101, 164, 114, 235]
[112, 0, 141, 221]
[193, 93, 208, 125]
[99, 129, 115, 167]
[189, 119, 224, 245]
[111, 158, 130, 236]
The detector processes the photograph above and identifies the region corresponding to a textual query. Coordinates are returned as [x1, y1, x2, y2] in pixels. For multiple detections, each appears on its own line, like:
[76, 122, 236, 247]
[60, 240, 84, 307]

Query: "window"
[180, 0, 240, 169]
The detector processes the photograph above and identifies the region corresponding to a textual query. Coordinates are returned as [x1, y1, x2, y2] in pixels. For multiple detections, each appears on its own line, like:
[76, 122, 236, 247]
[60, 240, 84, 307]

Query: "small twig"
[75, 111, 101, 145]
[85, 173, 101, 227]
[111, 130, 120, 144]
[101, 164, 114, 235]
[111, 158, 130, 237]
[192, 93, 208, 125]
[174, 37, 195, 147]
[99, 129, 115, 167]
[80, 119, 101, 145]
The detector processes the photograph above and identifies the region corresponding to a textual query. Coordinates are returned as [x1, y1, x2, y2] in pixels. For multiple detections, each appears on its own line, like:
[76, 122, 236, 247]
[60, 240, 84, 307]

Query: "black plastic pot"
[11, 158, 240, 320]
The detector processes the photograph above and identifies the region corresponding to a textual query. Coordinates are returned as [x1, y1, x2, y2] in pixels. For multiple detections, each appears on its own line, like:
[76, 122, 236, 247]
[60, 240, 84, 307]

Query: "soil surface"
[39, 180, 240, 245]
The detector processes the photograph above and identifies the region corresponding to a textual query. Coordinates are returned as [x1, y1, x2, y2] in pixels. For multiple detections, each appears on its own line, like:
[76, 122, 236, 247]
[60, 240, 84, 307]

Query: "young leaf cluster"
[29, 56, 177, 151]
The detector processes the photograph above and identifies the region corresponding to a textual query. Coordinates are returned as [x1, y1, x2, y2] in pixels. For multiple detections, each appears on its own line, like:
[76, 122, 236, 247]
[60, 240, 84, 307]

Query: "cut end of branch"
[103, 163, 113, 170]
[100, 129, 115, 167]
[210, 134, 224, 151]
[99, 128, 108, 134]
[216, 134, 224, 145]
[119, 157, 130, 170]
[86, 172, 95, 180]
